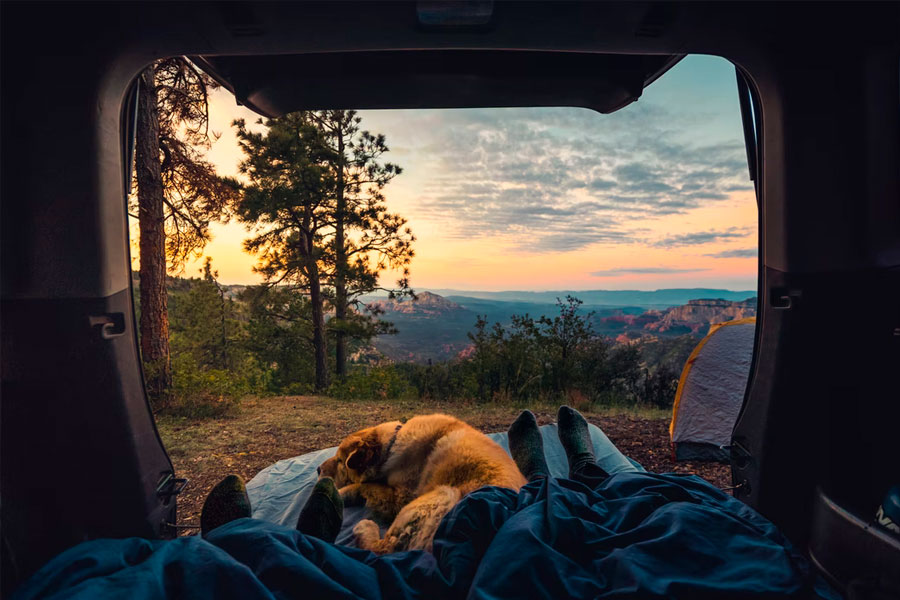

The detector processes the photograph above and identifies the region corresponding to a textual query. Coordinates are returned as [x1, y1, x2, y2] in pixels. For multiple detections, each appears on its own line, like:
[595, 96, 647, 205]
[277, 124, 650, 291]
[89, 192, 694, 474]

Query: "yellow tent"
[669, 317, 756, 462]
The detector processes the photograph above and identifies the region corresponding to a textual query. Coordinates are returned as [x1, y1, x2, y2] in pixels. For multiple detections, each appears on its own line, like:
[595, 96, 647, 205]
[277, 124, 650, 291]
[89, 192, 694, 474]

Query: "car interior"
[2, 1, 898, 597]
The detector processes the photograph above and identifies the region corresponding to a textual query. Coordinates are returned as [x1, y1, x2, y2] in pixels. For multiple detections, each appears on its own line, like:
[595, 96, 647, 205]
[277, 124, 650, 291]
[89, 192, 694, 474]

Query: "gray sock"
[557, 406, 595, 475]
[297, 477, 344, 543]
[200, 475, 252, 537]
[508, 410, 550, 481]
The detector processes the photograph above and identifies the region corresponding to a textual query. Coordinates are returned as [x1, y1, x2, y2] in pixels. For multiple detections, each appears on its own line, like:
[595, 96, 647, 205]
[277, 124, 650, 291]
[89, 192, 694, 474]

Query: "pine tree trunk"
[135, 65, 172, 408]
[218, 284, 227, 369]
[334, 131, 348, 378]
[300, 204, 328, 390]
[308, 266, 328, 391]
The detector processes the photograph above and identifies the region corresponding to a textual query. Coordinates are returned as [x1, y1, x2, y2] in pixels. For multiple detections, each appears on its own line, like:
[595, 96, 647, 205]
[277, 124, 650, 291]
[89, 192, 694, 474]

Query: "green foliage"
[638, 364, 681, 408]
[638, 335, 697, 375]
[393, 297, 692, 409]
[232, 113, 332, 285]
[393, 360, 480, 401]
[145, 264, 337, 415]
[169, 259, 242, 371]
[328, 365, 417, 401]
[239, 285, 317, 393]
[162, 260, 269, 415]
[146, 271, 696, 417]
[461, 296, 635, 404]
[634, 335, 697, 408]
[233, 112, 336, 389]
[169, 353, 254, 418]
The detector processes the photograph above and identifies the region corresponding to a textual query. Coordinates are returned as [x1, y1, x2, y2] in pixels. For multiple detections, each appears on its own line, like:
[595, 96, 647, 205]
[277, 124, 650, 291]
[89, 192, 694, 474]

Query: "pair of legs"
[507, 406, 610, 488]
[200, 474, 344, 542]
[200, 405, 606, 540]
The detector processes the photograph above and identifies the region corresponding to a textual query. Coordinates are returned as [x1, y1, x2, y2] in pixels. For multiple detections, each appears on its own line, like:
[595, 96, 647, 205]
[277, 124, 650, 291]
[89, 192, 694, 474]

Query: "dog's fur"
[317, 413, 526, 553]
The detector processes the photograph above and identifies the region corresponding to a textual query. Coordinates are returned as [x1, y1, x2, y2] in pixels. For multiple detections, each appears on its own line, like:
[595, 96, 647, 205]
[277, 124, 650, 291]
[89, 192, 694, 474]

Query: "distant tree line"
[387, 296, 693, 407]
[137, 276, 694, 416]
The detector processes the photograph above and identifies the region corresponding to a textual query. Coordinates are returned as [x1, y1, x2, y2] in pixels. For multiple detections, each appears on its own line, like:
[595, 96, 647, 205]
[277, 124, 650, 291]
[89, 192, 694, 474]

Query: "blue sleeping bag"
[16, 472, 839, 600]
[14, 473, 837, 599]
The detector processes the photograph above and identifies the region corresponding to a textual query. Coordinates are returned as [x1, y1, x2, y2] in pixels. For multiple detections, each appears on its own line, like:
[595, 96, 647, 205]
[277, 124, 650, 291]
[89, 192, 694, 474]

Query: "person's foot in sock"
[297, 477, 344, 543]
[508, 410, 550, 481]
[200, 474, 252, 537]
[557, 405, 600, 478]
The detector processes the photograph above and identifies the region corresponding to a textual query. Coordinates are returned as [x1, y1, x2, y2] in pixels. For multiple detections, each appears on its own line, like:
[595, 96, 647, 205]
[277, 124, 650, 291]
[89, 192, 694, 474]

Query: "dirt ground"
[155, 396, 730, 531]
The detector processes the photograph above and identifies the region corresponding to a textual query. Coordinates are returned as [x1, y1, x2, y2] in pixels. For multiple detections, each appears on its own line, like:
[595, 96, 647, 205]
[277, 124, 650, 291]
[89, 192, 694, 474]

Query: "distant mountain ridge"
[367, 293, 476, 363]
[639, 298, 756, 335]
[414, 288, 756, 308]
[367, 291, 462, 315]
[370, 291, 756, 364]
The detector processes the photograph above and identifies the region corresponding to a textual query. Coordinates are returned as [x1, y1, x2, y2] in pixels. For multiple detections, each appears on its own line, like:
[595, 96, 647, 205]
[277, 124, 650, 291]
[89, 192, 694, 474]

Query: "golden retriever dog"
[317, 413, 526, 554]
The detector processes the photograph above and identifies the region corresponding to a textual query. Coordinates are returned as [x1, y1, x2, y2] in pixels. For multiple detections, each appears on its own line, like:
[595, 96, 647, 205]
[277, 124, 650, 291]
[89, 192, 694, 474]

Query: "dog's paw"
[353, 519, 379, 536]
[352, 519, 381, 549]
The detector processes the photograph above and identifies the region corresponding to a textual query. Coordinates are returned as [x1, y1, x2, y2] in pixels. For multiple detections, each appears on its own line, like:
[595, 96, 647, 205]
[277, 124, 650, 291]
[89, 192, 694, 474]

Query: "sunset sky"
[151, 54, 758, 292]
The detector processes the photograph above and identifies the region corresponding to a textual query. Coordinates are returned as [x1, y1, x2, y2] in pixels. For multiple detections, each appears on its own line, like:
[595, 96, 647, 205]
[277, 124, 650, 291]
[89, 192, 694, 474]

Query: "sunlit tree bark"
[133, 58, 238, 407]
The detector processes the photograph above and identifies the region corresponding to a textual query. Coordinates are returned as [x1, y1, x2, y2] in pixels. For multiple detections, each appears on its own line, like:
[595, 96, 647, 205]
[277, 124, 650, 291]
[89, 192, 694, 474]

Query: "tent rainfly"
[669, 318, 756, 462]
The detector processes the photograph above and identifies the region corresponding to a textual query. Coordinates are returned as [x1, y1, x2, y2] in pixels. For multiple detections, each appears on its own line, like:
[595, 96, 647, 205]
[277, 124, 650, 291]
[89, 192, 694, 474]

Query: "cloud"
[590, 267, 711, 277]
[650, 227, 751, 248]
[704, 247, 758, 258]
[587, 178, 616, 190]
[402, 104, 753, 253]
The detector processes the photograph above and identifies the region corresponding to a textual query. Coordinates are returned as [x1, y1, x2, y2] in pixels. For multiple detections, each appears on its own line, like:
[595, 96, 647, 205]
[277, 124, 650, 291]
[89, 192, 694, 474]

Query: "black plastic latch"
[156, 473, 187, 503]
[728, 440, 753, 471]
[88, 313, 126, 339]
[770, 288, 802, 310]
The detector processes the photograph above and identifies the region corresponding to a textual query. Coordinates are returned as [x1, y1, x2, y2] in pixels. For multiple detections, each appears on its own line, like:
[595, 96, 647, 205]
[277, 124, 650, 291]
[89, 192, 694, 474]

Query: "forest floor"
[155, 396, 730, 530]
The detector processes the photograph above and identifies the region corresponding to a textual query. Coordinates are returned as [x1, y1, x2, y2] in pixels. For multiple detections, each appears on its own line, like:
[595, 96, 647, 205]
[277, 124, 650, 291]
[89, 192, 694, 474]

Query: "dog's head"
[318, 421, 400, 486]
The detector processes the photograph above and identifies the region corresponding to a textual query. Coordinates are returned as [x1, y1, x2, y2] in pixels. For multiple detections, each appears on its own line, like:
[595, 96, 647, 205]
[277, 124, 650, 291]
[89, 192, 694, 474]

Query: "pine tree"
[311, 111, 415, 378]
[233, 111, 416, 388]
[133, 58, 238, 407]
[134, 64, 169, 404]
[202, 257, 228, 370]
[232, 114, 332, 390]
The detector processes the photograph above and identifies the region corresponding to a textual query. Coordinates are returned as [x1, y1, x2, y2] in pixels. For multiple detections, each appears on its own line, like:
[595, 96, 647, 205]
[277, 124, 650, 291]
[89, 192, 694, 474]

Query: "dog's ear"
[346, 435, 381, 472]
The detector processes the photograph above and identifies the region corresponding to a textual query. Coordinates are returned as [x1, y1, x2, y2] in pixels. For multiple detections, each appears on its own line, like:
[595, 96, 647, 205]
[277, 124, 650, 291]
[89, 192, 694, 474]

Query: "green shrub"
[166, 353, 268, 418]
[329, 365, 417, 401]
[393, 361, 479, 401]
[636, 364, 680, 408]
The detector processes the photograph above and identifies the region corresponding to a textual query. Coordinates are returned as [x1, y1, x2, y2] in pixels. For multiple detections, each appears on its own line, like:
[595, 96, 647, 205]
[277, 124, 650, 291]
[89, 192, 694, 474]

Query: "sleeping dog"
[317, 413, 526, 553]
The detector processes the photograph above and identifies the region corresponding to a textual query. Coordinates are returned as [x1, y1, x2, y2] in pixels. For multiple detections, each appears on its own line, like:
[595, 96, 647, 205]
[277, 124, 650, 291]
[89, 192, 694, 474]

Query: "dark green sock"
[557, 405, 595, 475]
[297, 477, 344, 543]
[200, 475, 252, 537]
[508, 410, 550, 481]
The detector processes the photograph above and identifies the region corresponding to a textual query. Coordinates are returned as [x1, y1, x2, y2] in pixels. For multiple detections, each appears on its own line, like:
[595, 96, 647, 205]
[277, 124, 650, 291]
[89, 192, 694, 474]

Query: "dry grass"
[155, 396, 730, 530]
